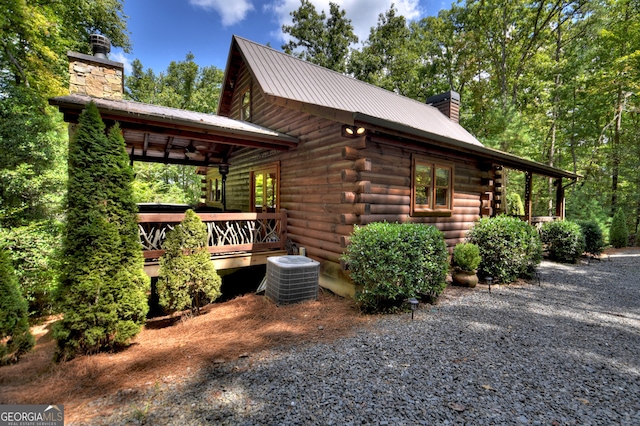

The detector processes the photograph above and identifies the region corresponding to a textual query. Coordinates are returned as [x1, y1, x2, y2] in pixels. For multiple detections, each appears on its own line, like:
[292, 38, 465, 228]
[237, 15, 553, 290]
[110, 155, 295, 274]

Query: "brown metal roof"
[49, 94, 298, 167]
[230, 36, 483, 148]
[225, 36, 578, 180]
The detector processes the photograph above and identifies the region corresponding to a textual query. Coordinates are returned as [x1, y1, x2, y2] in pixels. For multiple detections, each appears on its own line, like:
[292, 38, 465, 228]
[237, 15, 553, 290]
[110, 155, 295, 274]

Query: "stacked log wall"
[223, 65, 358, 293]
[352, 135, 488, 249]
[222, 62, 490, 296]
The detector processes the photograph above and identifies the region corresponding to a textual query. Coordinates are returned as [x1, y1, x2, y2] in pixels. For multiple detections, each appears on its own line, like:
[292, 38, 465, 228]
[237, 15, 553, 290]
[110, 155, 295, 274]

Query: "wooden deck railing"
[138, 210, 287, 260]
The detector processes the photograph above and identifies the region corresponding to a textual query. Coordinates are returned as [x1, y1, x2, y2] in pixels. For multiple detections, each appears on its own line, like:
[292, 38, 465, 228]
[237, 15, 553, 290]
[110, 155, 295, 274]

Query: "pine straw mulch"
[0, 289, 373, 423]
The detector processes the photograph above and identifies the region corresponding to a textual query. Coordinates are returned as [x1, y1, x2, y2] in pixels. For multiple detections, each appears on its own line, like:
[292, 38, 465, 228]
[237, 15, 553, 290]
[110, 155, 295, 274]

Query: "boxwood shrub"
[342, 222, 448, 313]
[540, 220, 585, 263]
[467, 215, 542, 283]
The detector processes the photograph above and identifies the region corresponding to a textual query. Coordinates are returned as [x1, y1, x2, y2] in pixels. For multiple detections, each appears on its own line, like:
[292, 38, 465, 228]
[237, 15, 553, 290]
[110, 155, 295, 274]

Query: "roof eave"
[49, 95, 299, 146]
[354, 113, 580, 180]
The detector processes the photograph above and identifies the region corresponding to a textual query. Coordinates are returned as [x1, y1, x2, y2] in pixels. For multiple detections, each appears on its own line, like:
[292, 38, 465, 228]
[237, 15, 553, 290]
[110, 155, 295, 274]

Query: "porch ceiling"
[49, 94, 299, 167]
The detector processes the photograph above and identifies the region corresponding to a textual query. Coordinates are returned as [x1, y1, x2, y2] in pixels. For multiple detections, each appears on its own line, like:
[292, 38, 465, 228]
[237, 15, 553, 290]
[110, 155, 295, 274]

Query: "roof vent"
[90, 34, 111, 59]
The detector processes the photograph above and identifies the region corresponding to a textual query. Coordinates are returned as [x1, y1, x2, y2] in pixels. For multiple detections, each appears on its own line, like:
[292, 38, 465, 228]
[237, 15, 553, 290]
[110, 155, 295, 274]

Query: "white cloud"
[109, 49, 133, 75]
[265, 0, 422, 45]
[190, 0, 255, 26]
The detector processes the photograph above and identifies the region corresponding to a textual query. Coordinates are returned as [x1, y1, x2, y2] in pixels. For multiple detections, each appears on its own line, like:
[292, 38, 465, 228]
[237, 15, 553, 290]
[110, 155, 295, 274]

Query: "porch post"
[524, 171, 533, 223]
[555, 178, 565, 219]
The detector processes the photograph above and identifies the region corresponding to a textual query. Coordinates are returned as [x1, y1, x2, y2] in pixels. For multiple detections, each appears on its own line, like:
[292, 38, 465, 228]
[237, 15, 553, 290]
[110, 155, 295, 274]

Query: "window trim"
[411, 155, 454, 217]
[250, 162, 279, 213]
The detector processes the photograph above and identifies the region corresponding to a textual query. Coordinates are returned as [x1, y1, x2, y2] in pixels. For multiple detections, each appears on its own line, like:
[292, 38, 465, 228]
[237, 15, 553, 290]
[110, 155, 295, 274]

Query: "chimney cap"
[90, 34, 111, 59]
[426, 90, 460, 105]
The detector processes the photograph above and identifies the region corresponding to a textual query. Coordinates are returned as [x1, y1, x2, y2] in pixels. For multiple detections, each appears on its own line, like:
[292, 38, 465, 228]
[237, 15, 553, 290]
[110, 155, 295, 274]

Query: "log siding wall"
[220, 61, 491, 296]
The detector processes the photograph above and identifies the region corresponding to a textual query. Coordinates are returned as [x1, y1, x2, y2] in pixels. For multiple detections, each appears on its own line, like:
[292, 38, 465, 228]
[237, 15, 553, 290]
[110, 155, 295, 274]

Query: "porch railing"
[138, 210, 287, 260]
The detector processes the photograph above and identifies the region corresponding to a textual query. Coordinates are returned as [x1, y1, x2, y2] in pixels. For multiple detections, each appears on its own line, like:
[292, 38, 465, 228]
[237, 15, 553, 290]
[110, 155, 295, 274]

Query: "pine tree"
[54, 103, 149, 359]
[0, 248, 35, 364]
[157, 209, 222, 315]
[609, 208, 629, 248]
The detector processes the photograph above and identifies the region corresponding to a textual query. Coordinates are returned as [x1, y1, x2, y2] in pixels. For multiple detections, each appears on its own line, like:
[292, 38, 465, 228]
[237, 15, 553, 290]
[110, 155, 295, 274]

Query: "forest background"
[1, 0, 638, 320]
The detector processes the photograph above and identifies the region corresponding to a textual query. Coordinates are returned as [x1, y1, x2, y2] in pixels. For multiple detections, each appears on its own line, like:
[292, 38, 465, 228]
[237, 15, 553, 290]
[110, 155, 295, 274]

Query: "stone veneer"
[68, 51, 124, 99]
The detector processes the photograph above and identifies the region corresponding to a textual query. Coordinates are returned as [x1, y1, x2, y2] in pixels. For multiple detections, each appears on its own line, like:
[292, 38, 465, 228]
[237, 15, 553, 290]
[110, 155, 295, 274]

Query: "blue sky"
[110, 0, 450, 74]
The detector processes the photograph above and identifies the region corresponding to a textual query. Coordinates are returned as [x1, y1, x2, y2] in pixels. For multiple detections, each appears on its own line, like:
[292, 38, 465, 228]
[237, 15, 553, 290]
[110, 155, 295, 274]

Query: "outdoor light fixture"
[408, 297, 419, 321]
[218, 162, 229, 211]
[486, 276, 493, 294]
[185, 142, 197, 154]
[341, 125, 367, 138]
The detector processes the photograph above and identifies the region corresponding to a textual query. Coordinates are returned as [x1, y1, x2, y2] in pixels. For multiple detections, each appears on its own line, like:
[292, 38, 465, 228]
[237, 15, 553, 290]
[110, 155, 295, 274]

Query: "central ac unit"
[266, 256, 319, 305]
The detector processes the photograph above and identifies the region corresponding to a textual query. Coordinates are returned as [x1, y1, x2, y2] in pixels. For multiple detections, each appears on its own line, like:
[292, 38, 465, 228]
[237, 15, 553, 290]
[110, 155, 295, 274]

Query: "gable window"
[411, 155, 453, 216]
[241, 88, 251, 121]
[251, 163, 279, 213]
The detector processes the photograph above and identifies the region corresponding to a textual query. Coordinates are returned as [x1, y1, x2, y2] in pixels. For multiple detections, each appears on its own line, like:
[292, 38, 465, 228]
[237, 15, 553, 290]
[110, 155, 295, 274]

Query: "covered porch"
[50, 94, 299, 275]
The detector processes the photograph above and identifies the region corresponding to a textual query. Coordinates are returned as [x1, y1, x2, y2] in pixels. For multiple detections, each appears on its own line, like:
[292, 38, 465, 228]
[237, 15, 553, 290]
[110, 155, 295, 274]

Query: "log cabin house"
[50, 35, 579, 297]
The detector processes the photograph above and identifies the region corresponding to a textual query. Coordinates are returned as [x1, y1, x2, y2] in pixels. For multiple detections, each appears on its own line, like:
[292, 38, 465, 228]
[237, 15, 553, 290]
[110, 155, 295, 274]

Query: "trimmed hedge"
[342, 222, 448, 313]
[467, 215, 542, 283]
[540, 220, 585, 263]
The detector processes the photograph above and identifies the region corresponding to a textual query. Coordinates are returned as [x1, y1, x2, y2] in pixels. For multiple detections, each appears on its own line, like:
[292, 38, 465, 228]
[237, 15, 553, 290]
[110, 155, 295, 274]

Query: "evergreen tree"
[610, 208, 629, 248]
[0, 248, 35, 365]
[157, 209, 221, 315]
[54, 103, 149, 359]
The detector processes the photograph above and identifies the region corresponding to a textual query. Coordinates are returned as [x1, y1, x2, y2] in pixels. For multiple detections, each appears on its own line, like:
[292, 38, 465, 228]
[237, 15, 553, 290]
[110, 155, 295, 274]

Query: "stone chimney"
[426, 90, 460, 123]
[68, 35, 123, 100]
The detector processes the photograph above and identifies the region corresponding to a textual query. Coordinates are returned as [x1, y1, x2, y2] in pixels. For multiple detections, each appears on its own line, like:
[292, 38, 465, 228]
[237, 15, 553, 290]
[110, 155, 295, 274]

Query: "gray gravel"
[88, 252, 640, 425]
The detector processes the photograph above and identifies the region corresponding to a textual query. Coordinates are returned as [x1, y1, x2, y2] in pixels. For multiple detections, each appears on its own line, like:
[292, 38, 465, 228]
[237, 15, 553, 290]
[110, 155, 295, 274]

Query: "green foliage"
[156, 210, 222, 315]
[0, 248, 35, 364]
[348, 6, 417, 96]
[452, 242, 481, 272]
[467, 215, 542, 283]
[0, 86, 67, 227]
[341, 222, 448, 313]
[506, 192, 525, 216]
[540, 220, 586, 263]
[54, 104, 149, 360]
[125, 53, 223, 205]
[609, 208, 629, 248]
[0, 221, 62, 317]
[282, 0, 358, 73]
[576, 220, 605, 256]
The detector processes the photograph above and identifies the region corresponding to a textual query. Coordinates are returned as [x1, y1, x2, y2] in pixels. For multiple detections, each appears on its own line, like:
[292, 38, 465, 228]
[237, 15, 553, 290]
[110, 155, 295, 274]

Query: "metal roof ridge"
[233, 35, 449, 110]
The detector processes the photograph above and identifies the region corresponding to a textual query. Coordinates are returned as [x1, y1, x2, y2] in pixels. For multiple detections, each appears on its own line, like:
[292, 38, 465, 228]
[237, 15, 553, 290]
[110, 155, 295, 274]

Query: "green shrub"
[157, 210, 222, 315]
[54, 104, 149, 360]
[577, 220, 605, 256]
[467, 215, 542, 283]
[609, 208, 628, 248]
[452, 242, 481, 272]
[342, 222, 448, 313]
[0, 221, 62, 318]
[540, 220, 585, 263]
[0, 248, 35, 364]
[506, 192, 524, 216]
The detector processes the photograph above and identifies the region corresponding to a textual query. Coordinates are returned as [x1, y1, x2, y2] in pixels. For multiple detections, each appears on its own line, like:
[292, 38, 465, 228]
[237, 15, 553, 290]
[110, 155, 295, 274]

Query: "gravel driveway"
[95, 251, 640, 425]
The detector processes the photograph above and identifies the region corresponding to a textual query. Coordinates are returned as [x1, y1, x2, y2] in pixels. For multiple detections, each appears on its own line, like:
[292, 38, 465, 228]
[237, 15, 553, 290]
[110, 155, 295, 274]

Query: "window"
[241, 88, 251, 121]
[251, 163, 279, 213]
[412, 156, 453, 215]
